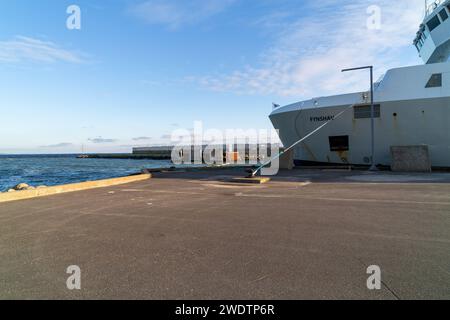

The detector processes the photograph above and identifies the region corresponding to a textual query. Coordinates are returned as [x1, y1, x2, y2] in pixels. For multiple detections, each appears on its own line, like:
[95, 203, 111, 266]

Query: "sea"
[0, 154, 173, 192]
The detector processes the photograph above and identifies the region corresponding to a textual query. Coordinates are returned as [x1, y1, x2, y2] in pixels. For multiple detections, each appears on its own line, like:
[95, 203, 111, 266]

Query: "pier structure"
[1, 167, 450, 299]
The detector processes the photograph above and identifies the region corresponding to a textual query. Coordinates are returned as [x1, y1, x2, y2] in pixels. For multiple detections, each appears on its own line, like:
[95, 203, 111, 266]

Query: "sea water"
[0, 154, 173, 192]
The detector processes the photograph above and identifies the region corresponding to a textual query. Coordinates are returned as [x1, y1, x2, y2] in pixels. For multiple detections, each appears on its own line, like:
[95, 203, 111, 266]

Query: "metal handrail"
[425, 0, 448, 17]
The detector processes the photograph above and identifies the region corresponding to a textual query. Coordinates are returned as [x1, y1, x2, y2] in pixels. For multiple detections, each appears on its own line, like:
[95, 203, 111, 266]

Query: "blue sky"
[0, 0, 424, 153]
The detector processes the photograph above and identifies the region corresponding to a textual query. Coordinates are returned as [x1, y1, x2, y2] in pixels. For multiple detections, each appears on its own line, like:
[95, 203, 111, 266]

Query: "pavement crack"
[381, 280, 401, 300]
[250, 274, 270, 283]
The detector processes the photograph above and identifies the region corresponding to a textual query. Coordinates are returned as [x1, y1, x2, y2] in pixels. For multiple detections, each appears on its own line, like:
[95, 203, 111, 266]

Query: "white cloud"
[88, 138, 118, 144]
[130, 0, 236, 29]
[132, 136, 152, 141]
[0, 36, 85, 64]
[40, 143, 74, 148]
[160, 134, 172, 140]
[194, 0, 424, 98]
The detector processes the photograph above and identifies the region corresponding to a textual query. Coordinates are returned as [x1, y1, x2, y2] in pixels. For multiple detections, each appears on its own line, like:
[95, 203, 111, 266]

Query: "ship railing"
[425, 0, 447, 17]
[374, 73, 386, 90]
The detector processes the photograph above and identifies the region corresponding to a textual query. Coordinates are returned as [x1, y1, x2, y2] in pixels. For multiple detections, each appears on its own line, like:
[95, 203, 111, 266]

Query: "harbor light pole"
[342, 66, 378, 171]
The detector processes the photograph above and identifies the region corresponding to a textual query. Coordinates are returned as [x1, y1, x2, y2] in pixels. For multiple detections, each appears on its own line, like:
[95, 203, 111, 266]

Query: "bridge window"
[439, 9, 448, 21]
[427, 15, 441, 31]
[425, 74, 442, 88]
[354, 105, 381, 119]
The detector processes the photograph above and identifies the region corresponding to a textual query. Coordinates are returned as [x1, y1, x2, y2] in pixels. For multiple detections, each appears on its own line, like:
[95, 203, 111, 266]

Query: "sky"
[0, 0, 425, 154]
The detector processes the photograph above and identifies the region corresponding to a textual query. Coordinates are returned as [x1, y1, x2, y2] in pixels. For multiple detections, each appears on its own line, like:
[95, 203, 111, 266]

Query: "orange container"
[228, 152, 239, 162]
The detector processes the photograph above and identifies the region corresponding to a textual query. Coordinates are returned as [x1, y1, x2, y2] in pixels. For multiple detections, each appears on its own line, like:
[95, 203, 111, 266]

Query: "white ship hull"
[270, 62, 450, 168]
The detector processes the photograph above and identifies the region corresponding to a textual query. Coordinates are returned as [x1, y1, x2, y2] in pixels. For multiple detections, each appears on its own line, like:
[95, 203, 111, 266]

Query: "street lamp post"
[342, 66, 378, 171]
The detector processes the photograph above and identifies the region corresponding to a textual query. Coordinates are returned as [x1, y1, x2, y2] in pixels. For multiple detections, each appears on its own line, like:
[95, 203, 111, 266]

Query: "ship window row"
[415, 5, 450, 51]
[354, 105, 381, 119]
[426, 5, 450, 32]
[415, 36, 426, 50]
[440, 8, 449, 21]
[415, 30, 428, 51]
[427, 15, 441, 31]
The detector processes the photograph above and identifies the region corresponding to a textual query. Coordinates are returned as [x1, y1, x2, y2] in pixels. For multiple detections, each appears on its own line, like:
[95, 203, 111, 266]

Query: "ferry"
[270, 0, 450, 168]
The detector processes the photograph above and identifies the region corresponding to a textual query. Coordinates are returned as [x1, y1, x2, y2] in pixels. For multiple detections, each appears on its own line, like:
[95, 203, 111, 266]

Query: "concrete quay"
[0, 168, 449, 299]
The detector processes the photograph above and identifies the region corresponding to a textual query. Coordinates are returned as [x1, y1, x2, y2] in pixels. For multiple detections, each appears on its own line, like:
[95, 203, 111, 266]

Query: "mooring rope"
[251, 103, 355, 177]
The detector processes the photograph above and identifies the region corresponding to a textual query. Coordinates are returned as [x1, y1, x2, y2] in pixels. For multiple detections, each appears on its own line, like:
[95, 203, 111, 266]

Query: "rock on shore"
[5, 183, 47, 192]
[14, 183, 32, 191]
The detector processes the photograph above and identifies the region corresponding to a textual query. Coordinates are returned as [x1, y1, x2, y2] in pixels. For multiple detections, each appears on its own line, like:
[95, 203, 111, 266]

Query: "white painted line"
[234, 193, 450, 206]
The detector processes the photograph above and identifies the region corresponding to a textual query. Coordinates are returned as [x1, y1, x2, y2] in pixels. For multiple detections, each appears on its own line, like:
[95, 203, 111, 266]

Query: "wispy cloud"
[40, 143, 74, 148]
[193, 0, 424, 97]
[88, 138, 118, 144]
[132, 136, 152, 141]
[160, 134, 172, 140]
[130, 0, 236, 29]
[0, 36, 86, 64]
